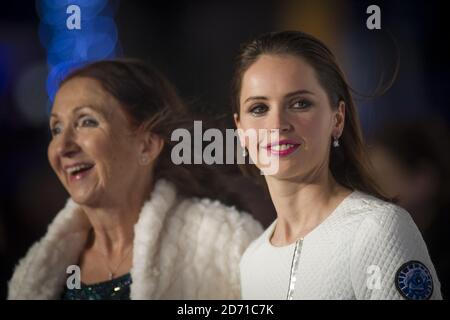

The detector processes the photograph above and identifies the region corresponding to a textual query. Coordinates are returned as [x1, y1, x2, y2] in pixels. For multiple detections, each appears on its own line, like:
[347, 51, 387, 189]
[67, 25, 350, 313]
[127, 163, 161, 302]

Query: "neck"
[82, 179, 153, 257]
[266, 170, 351, 245]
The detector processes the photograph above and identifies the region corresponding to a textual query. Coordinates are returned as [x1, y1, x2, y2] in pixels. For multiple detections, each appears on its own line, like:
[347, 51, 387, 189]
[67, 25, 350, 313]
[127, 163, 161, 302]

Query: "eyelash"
[248, 104, 268, 116]
[248, 99, 312, 116]
[50, 116, 99, 136]
[50, 126, 61, 136]
[291, 99, 312, 109]
[79, 117, 98, 128]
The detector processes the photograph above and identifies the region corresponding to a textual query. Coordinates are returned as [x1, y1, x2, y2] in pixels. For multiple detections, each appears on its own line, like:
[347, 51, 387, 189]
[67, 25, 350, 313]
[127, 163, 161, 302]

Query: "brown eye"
[79, 116, 99, 128]
[50, 124, 62, 136]
[249, 104, 268, 116]
[291, 99, 312, 109]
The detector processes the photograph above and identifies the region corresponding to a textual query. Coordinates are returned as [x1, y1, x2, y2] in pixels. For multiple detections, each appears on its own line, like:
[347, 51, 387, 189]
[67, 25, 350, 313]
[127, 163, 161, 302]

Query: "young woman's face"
[235, 54, 344, 180]
[48, 77, 150, 207]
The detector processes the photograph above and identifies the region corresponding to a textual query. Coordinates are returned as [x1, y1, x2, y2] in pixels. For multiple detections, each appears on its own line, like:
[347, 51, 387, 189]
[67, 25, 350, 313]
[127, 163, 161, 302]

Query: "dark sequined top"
[61, 273, 132, 300]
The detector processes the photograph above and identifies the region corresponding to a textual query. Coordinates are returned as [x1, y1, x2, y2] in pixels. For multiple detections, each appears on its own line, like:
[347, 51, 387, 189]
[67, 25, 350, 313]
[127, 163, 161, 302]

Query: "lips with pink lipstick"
[263, 139, 301, 157]
[64, 162, 95, 182]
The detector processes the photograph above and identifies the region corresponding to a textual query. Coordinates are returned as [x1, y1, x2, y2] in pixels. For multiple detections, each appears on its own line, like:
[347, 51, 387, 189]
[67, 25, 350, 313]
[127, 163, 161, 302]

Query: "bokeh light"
[36, 0, 120, 102]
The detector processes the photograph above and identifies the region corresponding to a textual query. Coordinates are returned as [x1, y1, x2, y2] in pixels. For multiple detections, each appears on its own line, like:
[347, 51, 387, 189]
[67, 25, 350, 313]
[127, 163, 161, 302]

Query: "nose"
[269, 109, 292, 133]
[56, 127, 80, 158]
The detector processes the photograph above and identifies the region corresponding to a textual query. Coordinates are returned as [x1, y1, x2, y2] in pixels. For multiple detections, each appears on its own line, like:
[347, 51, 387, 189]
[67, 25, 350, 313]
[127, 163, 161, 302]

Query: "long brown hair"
[231, 31, 391, 200]
[58, 59, 246, 208]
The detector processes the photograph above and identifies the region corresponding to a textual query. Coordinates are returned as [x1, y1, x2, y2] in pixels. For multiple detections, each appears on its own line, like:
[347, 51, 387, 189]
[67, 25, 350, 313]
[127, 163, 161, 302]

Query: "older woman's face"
[48, 77, 146, 206]
[235, 54, 344, 179]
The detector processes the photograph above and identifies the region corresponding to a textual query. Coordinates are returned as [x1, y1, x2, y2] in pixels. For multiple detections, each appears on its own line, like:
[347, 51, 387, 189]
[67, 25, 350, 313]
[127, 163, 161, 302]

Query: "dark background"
[1, 0, 449, 299]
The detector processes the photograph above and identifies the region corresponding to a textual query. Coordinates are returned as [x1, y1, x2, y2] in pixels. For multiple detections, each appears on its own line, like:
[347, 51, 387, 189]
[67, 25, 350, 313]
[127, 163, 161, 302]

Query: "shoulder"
[328, 191, 418, 241]
[345, 191, 403, 217]
[166, 196, 264, 298]
[347, 192, 442, 299]
[347, 191, 421, 242]
[170, 196, 264, 245]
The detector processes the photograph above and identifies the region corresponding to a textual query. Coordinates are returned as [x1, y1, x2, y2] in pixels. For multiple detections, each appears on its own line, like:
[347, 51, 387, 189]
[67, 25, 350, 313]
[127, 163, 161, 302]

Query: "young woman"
[231, 31, 442, 300]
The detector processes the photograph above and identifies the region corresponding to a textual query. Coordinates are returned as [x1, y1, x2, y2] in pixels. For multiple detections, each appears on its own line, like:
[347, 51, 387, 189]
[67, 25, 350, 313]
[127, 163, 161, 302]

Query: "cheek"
[301, 111, 332, 143]
[84, 136, 108, 156]
[236, 117, 256, 147]
[79, 133, 117, 174]
[86, 133, 137, 174]
[239, 116, 265, 131]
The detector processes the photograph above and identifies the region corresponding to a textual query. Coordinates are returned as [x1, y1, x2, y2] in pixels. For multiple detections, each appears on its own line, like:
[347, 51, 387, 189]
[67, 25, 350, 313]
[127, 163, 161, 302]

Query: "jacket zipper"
[286, 238, 303, 300]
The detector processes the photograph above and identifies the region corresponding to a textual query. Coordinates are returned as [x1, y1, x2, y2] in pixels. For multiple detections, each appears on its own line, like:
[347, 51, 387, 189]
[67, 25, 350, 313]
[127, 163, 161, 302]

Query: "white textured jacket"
[241, 190, 443, 300]
[8, 179, 263, 300]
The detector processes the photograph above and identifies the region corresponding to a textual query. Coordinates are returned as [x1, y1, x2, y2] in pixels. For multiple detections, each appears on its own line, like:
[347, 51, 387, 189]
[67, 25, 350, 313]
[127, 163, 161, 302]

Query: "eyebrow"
[244, 89, 315, 104]
[50, 105, 105, 119]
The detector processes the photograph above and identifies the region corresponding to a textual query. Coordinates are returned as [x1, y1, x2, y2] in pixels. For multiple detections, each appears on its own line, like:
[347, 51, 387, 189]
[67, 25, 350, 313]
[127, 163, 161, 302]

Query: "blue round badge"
[395, 260, 433, 300]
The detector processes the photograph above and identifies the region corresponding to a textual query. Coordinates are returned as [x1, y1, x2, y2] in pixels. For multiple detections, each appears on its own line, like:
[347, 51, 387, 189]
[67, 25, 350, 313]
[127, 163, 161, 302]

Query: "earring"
[333, 136, 340, 148]
[242, 147, 248, 157]
[140, 155, 149, 165]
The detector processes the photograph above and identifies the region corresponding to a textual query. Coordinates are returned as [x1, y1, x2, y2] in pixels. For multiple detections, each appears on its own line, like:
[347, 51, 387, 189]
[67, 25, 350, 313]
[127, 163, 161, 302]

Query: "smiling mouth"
[65, 163, 95, 182]
[262, 141, 301, 157]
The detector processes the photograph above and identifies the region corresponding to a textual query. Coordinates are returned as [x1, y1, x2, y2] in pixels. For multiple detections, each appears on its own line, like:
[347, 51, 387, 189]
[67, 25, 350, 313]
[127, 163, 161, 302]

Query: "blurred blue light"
[38, 11, 118, 51]
[74, 32, 117, 61]
[46, 60, 88, 105]
[36, 0, 120, 102]
[36, 0, 109, 25]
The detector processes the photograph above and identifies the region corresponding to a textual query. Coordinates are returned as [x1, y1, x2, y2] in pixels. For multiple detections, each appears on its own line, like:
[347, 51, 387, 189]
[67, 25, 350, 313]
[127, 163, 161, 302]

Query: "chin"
[69, 189, 99, 206]
[265, 171, 298, 181]
[262, 164, 304, 180]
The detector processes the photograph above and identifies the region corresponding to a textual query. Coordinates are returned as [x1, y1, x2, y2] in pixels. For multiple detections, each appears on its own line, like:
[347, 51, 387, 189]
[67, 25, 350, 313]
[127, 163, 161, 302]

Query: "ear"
[139, 131, 164, 166]
[333, 101, 346, 138]
[233, 112, 241, 130]
[234, 113, 246, 148]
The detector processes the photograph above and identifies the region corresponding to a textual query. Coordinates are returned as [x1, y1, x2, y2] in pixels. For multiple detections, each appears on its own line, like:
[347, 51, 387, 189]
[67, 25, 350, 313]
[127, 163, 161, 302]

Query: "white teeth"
[271, 144, 295, 151]
[66, 164, 92, 174]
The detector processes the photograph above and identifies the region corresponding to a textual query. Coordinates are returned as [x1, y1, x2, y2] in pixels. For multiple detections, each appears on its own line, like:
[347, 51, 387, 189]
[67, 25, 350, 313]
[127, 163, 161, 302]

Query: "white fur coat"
[8, 179, 263, 300]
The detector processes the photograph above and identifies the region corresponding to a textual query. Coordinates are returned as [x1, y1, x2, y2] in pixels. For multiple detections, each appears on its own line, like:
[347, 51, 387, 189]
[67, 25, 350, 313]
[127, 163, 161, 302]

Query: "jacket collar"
[9, 179, 177, 299]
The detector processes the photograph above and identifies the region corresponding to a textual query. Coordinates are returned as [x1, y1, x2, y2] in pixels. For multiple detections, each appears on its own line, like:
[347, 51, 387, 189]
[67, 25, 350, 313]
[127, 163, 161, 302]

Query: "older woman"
[232, 31, 442, 300]
[8, 59, 262, 300]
